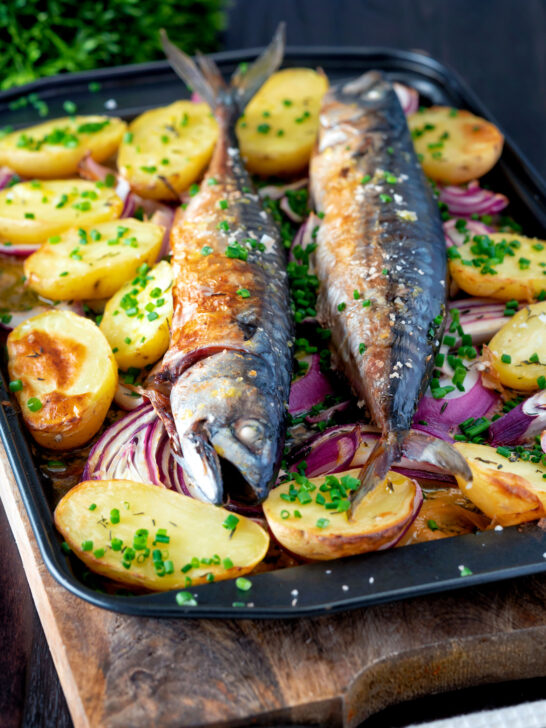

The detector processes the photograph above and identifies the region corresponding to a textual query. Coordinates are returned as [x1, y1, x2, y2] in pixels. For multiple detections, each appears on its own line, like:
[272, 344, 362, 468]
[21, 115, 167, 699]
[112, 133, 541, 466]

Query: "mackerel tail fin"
[160, 23, 285, 113]
[348, 430, 473, 519]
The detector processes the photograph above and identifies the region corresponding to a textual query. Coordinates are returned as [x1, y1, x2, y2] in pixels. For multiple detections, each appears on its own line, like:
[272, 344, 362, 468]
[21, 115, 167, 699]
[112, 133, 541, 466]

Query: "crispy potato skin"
[263, 469, 420, 560]
[54, 479, 269, 590]
[237, 68, 328, 176]
[454, 443, 546, 526]
[7, 311, 117, 449]
[24, 219, 163, 300]
[118, 101, 218, 200]
[408, 106, 503, 184]
[449, 233, 546, 302]
[0, 116, 126, 178]
[487, 301, 546, 390]
[0, 180, 123, 245]
[100, 260, 173, 369]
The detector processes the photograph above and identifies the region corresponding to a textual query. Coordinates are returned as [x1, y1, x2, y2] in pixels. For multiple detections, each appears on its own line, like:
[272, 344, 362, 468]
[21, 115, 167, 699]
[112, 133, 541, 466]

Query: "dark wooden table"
[1, 1, 545, 726]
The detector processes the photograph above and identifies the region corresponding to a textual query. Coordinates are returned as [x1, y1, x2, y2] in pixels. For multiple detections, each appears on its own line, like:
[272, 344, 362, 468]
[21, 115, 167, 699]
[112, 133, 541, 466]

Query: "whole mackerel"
[146, 27, 293, 506]
[309, 71, 471, 510]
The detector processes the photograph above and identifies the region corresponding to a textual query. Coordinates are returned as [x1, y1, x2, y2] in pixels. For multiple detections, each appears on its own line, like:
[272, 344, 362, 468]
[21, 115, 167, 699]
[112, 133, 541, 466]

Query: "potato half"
[7, 310, 117, 449]
[24, 219, 164, 300]
[263, 469, 422, 560]
[486, 301, 546, 391]
[117, 101, 218, 200]
[0, 179, 122, 245]
[449, 233, 546, 302]
[55, 479, 270, 590]
[454, 443, 546, 526]
[408, 106, 503, 184]
[0, 116, 126, 178]
[237, 68, 328, 176]
[100, 259, 173, 369]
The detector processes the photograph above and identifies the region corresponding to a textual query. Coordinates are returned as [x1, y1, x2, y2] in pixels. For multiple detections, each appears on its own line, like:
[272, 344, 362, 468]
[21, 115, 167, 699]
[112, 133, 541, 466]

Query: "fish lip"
[178, 422, 224, 505]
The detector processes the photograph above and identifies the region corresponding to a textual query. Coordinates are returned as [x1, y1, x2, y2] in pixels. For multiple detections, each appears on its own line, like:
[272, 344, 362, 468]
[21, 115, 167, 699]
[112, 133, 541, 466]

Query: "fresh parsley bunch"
[0, 0, 225, 90]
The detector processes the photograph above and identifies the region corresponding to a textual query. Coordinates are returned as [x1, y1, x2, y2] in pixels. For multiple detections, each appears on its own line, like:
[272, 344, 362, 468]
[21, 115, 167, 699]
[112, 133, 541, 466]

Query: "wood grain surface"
[1, 2, 546, 726]
[2, 442, 546, 728]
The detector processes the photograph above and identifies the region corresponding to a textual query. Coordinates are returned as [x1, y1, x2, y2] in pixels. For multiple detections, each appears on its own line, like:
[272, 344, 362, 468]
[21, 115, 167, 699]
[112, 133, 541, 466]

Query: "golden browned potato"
[55, 479, 270, 590]
[100, 259, 173, 369]
[454, 443, 546, 526]
[237, 68, 328, 176]
[117, 101, 218, 200]
[0, 179, 122, 245]
[449, 233, 546, 302]
[0, 116, 126, 178]
[486, 301, 546, 391]
[7, 310, 117, 449]
[408, 106, 503, 184]
[263, 469, 421, 560]
[24, 219, 163, 300]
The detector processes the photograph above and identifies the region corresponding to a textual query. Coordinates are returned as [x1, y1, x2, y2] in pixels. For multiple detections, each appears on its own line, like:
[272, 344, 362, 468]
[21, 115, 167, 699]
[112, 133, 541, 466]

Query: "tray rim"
[1, 45, 546, 619]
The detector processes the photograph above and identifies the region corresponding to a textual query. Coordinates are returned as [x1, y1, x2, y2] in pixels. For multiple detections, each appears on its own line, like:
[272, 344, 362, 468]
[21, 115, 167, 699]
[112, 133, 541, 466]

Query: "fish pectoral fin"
[179, 422, 224, 505]
[402, 430, 473, 485]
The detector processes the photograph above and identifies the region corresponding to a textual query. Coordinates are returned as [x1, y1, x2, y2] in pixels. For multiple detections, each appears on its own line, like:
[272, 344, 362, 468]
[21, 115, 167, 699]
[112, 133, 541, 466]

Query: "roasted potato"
[24, 219, 163, 300]
[7, 310, 117, 449]
[0, 179, 123, 245]
[263, 469, 421, 560]
[486, 301, 546, 391]
[100, 259, 173, 369]
[117, 101, 218, 200]
[54, 479, 269, 590]
[449, 232, 546, 301]
[237, 68, 328, 176]
[0, 116, 126, 178]
[454, 443, 546, 526]
[408, 106, 503, 184]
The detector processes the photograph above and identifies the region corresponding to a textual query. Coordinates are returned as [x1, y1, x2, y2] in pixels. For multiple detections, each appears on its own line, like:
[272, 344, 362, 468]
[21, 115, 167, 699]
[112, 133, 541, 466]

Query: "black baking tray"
[1, 46, 546, 619]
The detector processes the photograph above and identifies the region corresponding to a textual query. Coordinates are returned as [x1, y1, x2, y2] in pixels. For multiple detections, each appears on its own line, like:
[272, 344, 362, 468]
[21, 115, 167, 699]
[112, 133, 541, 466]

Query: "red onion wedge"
[448, 297, 521, 346]
[393, 82, 419, 115]
[84, 404, 190, 495]
[78, 154, 130, 203]
[288, 353, 334, 415]
[413, 367, 499, 436]
[0, 242, 40, 257]
[150, 206, 175, 259]
[0, 166, 20, 190]
[488, 392, 546, 446]
[287, 424, 360, 477]
[443, 218, 494, 248]
[439, 180, 508, 217]
[114, 380, 145, 411]
[258, 178, 308, 201]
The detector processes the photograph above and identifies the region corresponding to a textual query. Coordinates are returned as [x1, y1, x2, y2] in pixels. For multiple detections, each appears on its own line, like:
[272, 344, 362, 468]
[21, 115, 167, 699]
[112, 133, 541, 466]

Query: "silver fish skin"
[310, 71, 472, 508]
[147, 27, 294, 506]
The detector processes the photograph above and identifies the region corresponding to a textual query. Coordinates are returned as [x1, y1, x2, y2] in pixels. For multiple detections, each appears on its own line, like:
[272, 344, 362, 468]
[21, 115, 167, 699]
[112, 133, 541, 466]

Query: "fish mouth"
[170, 348, 284, 506]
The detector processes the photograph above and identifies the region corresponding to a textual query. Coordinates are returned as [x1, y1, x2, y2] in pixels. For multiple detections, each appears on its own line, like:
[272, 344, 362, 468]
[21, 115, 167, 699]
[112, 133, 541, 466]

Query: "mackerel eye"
[235, 419, 265, 452]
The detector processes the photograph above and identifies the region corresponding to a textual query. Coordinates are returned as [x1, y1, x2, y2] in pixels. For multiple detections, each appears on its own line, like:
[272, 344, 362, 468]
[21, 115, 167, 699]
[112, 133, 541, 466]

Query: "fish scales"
[310, 71, 447, 438]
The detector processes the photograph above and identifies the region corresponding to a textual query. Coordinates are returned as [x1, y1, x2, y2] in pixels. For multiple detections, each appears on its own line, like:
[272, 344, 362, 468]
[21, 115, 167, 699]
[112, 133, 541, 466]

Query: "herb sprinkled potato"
[117, 101, 219, 200]
[0, 179, 123, 245]
[100, 260, 173, 369]
[0, 116, 126, 179]
[408, 106, 503, 184]
[55, 479, 270, 590]
[7, 310, 117, 449]
[486, 301, 546, 391]
[24, 219, 164, 300]
[454, 443, 546, 526]
[448, 232, 546, 301]
[263, 468, 421, 560]
[237, 68, 328, 177]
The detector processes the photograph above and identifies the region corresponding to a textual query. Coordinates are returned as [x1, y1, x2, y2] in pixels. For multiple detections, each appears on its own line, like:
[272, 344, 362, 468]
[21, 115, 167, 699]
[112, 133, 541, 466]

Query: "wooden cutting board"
[2, 444, 546, 728]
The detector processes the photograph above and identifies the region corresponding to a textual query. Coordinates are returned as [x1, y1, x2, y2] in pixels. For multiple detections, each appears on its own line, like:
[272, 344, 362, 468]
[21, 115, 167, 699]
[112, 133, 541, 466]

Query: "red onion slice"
[0, 300, 85, 332]
[287, 424, 360, 477]
[439, 180, 508, 217]
[488, 392, 546, 446]
[150, 206, 175, 259]
[0, 242, 40, 257]
[258, 178, 308, 200]
[280, 195, 304, 223]
[447, 297, 521, 346]
[443, 218, 494, 247]
[0, 166, 20, 190]
[393, 82, 419, 115]
[288, 354, 334, 415]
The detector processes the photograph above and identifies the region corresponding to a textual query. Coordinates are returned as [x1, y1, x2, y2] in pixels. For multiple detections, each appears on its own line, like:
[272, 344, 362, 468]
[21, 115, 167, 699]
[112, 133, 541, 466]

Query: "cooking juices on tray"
[0, 29, 545, 598]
